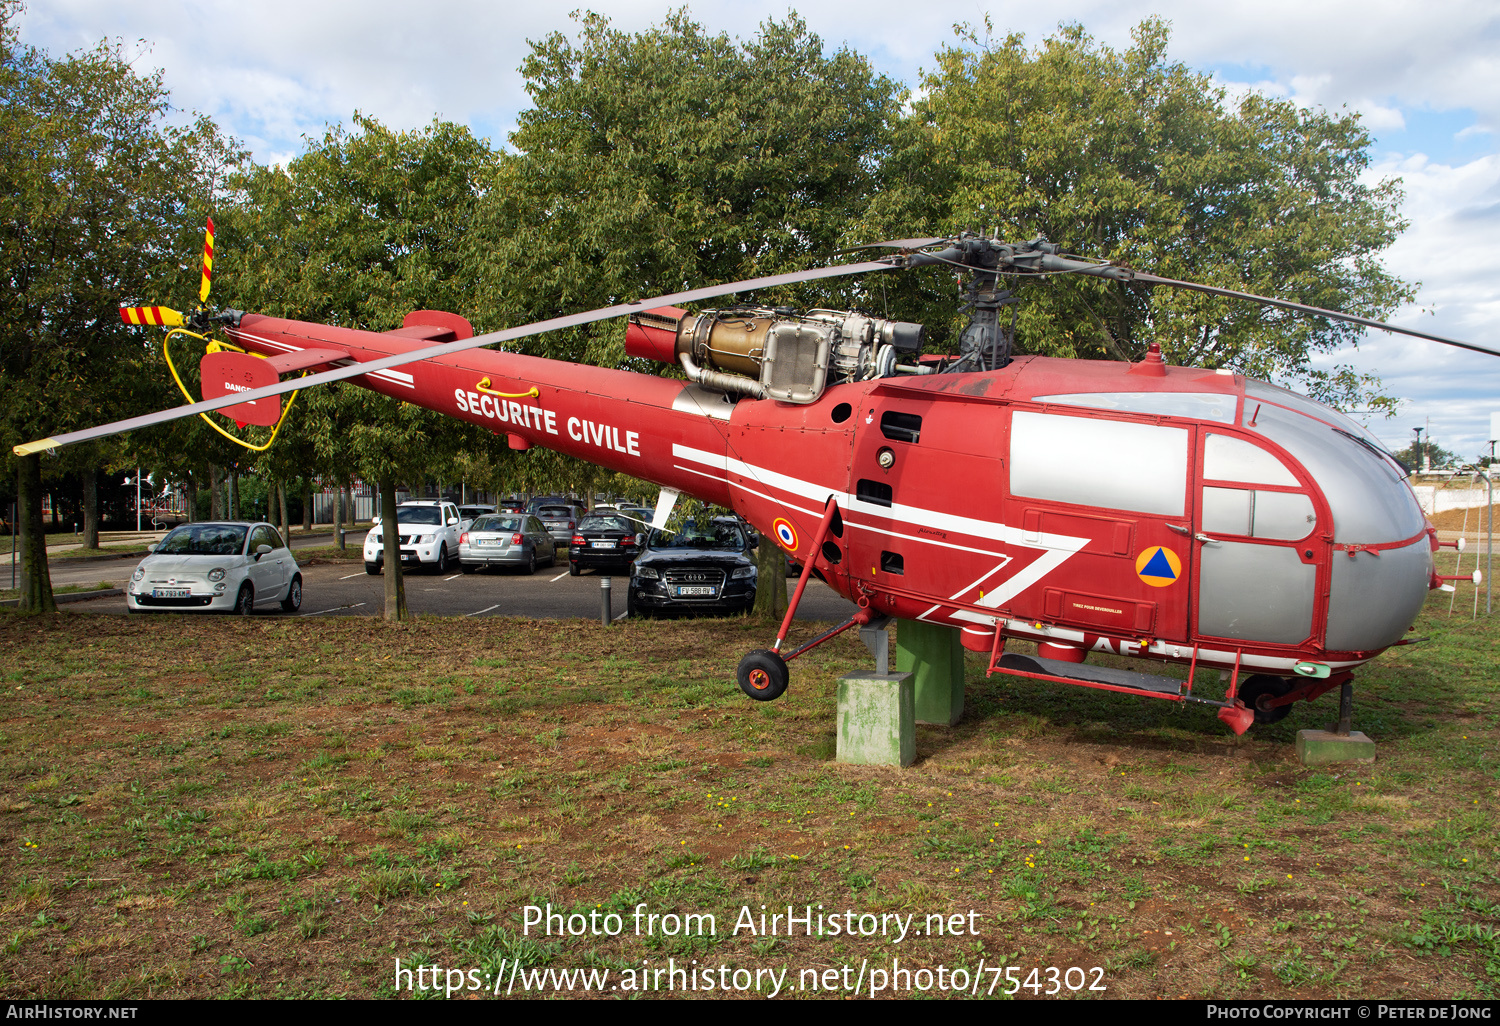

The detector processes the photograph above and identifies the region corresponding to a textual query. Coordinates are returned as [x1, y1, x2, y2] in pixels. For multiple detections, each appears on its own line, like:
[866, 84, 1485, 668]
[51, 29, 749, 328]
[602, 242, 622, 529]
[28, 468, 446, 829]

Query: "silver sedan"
[458, 514, 557, 575]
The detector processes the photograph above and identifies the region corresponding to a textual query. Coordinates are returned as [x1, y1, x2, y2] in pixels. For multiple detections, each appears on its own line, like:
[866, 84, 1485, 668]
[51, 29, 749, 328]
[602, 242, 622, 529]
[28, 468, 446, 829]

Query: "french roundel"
[1135, 545, 1182, 588]
[772, 518, 799, 553]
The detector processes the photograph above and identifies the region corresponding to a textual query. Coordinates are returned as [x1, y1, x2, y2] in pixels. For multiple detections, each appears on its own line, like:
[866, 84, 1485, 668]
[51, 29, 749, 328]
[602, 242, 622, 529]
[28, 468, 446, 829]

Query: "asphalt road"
[41, 541, 860, 622]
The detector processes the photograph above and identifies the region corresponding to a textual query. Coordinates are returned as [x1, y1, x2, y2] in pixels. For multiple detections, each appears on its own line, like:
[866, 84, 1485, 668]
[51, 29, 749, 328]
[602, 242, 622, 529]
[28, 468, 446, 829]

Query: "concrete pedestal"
[896, 619, 965, 726]
[1296, 730, 1376, 766]
[837, 671, 915, 767]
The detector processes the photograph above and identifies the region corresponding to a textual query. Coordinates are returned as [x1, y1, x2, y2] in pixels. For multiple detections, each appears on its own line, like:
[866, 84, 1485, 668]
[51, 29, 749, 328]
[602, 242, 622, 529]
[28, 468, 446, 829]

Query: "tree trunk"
[380, 478, 406, 621]
[17, 456, 55, 613]
[229, 471, 239, 520]
[210, 465, 223, 520]
[83, 471, 99, 550]
[752, 531, 789, 621]
[184, 472, 197, 525]
[302, 481, 312, 532]
[334, 486, 345, 550]
[278, 482, 289, 537]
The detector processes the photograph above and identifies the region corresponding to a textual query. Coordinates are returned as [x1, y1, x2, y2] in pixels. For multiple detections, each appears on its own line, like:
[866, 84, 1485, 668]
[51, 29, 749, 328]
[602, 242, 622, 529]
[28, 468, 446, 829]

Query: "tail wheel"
[737, 650, 789, 702]
[1239, 675, 1295, 724]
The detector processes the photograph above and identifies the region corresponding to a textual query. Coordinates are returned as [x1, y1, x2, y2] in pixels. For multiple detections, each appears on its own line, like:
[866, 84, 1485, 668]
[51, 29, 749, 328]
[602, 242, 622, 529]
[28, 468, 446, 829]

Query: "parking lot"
[48, 547, 859, 622]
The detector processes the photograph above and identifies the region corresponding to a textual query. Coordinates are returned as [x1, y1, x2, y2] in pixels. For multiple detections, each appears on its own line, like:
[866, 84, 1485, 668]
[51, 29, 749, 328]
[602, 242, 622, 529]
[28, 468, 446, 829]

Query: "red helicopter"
[23, 231, 1493, 734]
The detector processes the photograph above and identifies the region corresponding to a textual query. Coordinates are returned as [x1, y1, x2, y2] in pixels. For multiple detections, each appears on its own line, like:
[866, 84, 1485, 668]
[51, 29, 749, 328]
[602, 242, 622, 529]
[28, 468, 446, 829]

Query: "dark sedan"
[627, 518, 757, 617]
[569, 512, 644, 575]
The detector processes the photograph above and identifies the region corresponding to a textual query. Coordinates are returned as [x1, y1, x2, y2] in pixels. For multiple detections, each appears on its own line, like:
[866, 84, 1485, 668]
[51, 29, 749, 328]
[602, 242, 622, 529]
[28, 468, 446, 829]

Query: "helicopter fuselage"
[223, 310, 1436, 692]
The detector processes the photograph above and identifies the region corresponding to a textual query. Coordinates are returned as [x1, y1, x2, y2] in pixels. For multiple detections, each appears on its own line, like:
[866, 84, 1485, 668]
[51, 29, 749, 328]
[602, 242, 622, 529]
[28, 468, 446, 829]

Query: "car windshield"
[155, 524, 248, 556]
[472, 516, 521, 532]
[396, 507, 443, 525]
[649, 522, 746, 550]
[580, 516, 630, 532]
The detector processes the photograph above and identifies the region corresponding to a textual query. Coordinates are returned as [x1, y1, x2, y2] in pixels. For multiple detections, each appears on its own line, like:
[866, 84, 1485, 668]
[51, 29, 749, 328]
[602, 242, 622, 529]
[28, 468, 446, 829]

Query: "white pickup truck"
[363, 500, 468, 574]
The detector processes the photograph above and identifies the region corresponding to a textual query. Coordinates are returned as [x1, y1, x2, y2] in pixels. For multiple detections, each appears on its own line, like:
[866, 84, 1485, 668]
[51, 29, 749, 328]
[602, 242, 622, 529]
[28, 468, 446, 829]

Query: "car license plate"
[478, 539, 497, 546]
[152, 588, 190, 599]
[674, 585, 714, 597]
[590, 540, 616, 549]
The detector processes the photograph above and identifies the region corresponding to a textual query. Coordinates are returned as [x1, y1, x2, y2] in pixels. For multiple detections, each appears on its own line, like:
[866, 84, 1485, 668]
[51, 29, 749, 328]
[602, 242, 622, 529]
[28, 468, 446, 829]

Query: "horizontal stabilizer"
[263, 346, 350, 375]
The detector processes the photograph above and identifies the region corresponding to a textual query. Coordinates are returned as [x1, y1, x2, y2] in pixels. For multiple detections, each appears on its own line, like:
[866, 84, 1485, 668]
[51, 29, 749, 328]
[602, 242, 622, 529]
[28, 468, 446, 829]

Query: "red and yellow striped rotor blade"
[199, 217, 214, 304]
[119, 306, 185, 327]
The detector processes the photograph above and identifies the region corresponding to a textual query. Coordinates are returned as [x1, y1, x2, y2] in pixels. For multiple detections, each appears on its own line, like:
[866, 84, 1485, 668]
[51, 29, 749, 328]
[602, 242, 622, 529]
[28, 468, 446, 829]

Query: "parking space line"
[445, 573, 464, 581]
[466, 604, 500, 617]
[300, 602, 367, 617]
[549, 571, 568, 582]
[338, 572, 367, 580]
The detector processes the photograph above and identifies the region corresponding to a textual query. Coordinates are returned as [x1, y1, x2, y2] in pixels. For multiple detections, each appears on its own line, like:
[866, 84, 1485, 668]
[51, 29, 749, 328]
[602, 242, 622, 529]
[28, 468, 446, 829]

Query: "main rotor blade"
[15, 258, 899, 456]
[1036, 251, 1500, 359]
[829, 236, 949, 256]
[1126, 271, 1500, 359]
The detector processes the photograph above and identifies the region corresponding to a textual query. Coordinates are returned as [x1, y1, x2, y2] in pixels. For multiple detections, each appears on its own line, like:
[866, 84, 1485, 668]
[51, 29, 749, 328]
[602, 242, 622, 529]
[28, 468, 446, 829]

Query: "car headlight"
[635, 567, 659, 579]
[131, 567, 144, 582]
[207, 568, 225, 582]
[731, 566, 756, 579]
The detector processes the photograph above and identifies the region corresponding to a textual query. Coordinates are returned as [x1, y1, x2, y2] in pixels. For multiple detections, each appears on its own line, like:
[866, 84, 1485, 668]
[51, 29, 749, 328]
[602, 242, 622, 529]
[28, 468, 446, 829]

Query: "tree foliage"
[859, 19, 1413, 409]
[474, 10, 903, 365]
[224, 116, 500, 617]
[0, 4, 242, 608]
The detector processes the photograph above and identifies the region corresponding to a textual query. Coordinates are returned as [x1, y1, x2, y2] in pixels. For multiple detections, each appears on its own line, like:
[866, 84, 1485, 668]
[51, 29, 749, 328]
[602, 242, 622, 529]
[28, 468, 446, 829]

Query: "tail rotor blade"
[199, 216, 215, 305]
[119, 306, 184, 327]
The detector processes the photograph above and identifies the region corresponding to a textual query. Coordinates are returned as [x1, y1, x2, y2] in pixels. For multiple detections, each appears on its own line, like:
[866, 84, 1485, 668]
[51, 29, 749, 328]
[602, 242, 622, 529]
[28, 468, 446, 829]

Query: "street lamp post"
[123, 469, 144, 533]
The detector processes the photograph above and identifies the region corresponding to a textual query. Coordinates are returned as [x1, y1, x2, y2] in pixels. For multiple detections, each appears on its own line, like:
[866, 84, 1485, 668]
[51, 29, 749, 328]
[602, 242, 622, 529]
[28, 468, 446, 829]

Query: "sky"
[16, 0, 1500, 463]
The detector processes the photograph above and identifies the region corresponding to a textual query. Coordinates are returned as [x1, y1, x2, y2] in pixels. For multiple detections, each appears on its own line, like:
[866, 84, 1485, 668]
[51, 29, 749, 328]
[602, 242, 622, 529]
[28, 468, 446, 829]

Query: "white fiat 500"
[126, 522, 302, 615]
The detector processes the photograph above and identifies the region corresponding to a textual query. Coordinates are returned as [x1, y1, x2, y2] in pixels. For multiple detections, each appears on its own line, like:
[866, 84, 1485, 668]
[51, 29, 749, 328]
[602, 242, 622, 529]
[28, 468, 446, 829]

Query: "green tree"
[1395, 439, 1460, 472]
[474, 10, 901, 365]
[858, 19, 1414, 409]
[468, 9, 901, 527]
[0, 7, 240, 610]
[223, 115, 500, 618]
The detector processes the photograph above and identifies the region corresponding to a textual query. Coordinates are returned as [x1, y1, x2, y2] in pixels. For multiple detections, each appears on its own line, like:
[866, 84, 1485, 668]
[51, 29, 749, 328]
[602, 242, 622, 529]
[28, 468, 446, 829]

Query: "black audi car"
[627, 517, 758, 617]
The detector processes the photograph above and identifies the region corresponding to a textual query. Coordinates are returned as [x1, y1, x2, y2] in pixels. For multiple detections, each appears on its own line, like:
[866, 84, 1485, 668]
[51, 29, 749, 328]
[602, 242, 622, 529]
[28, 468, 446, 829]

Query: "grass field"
[0, 575, 1495, 1000]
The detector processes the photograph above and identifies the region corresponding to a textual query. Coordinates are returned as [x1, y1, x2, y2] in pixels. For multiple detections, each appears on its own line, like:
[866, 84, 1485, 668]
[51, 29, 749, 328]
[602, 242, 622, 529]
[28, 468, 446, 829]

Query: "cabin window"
[1204, 434, 1297, 486]
[1202, 487, 1316, 540]
[1010, 411, 1188, 516]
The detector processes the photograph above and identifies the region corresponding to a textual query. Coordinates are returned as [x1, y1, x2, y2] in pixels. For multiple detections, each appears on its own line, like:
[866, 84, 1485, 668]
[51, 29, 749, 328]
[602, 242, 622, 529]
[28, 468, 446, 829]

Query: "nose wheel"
[1239, 675, 1295, 724]
[737, 650, 788, 701]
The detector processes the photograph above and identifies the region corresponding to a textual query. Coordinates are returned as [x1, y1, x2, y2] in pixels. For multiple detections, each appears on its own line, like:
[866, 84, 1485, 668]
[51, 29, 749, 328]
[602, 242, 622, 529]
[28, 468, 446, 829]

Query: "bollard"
[600, 576, 612, 625]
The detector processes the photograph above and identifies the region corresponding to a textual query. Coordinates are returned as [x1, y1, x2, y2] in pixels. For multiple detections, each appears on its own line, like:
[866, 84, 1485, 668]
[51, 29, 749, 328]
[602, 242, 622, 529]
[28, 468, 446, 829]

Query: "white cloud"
[14, 0, 1500, 457]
